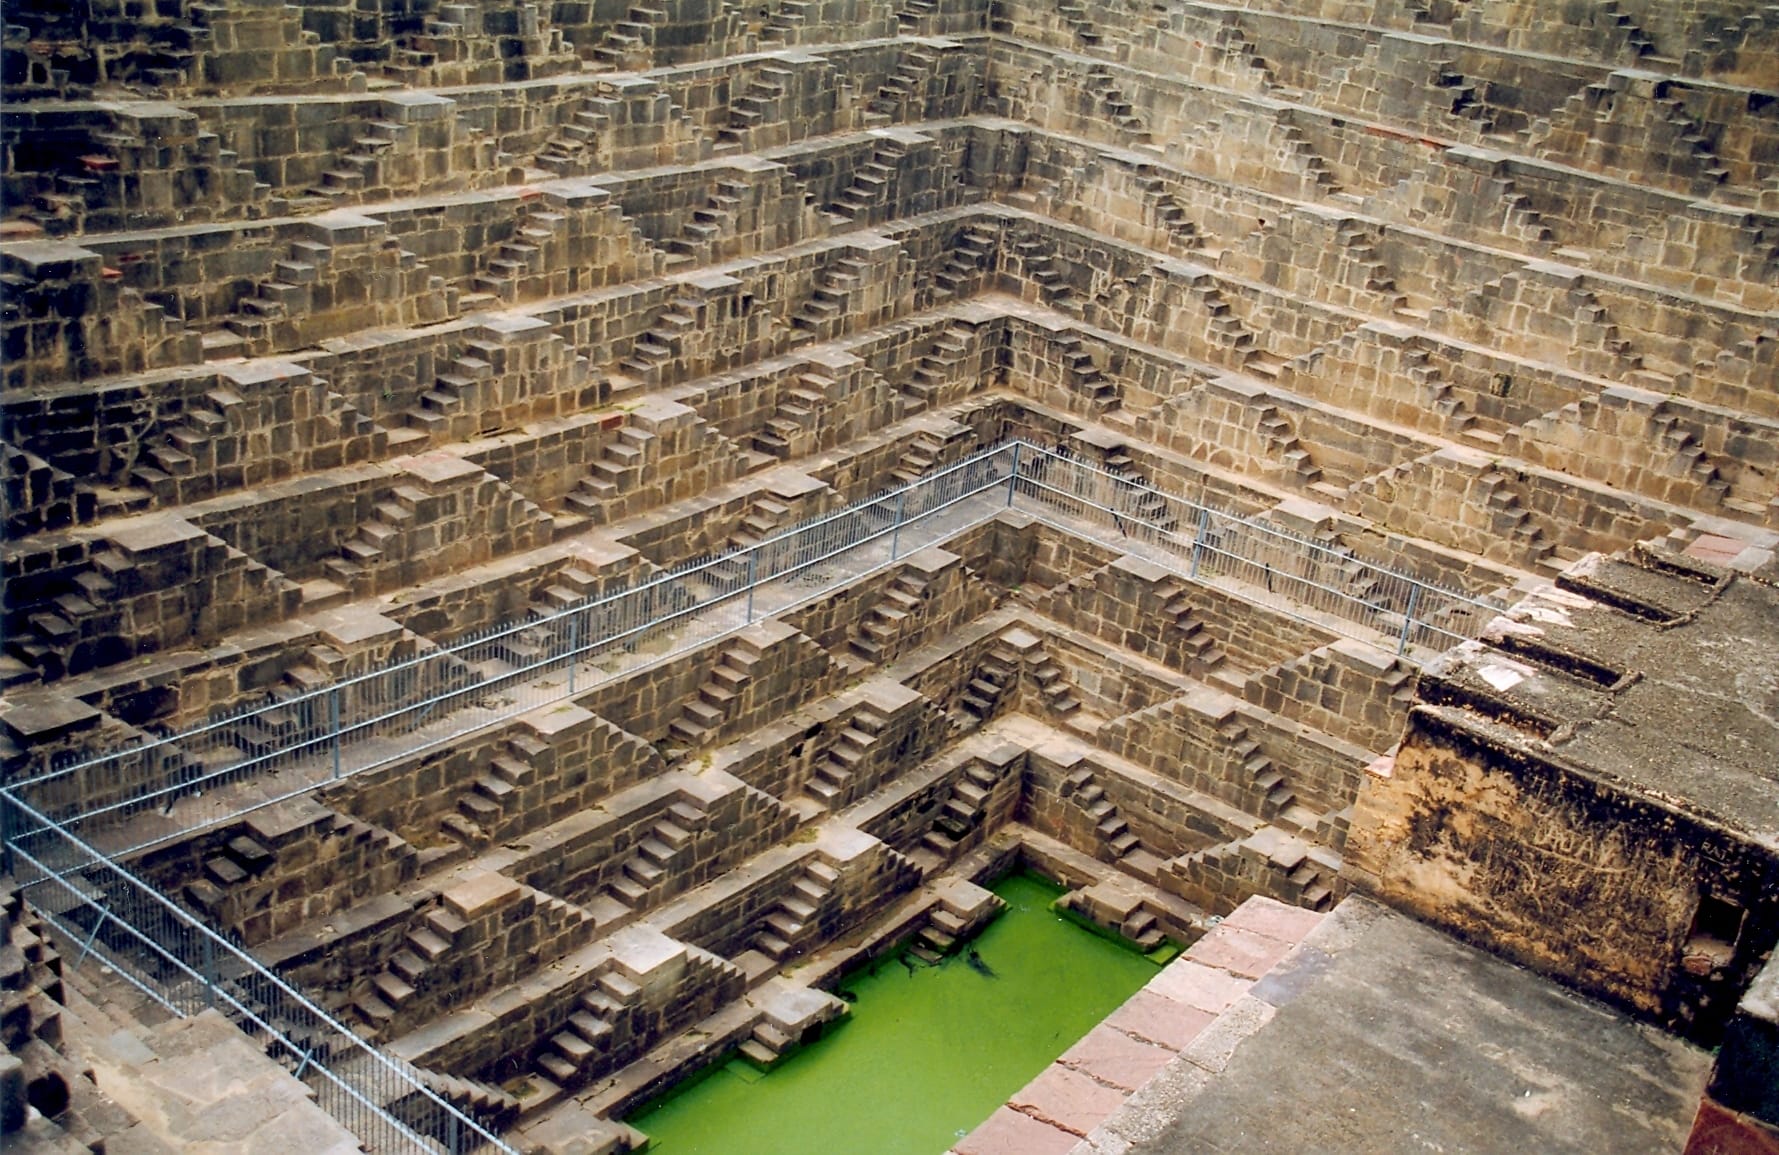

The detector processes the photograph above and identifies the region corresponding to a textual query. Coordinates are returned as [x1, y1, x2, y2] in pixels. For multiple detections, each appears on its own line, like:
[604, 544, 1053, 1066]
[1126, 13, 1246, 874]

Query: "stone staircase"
[751, 372, 834, 458]
[1208, 19, 1278, 92]
[1432, 60, 1500, 136]
[751, 858, 838, 961]
[221, 643, 348, 755]
[665, 641, 763, 752]
[1136, 174, 1208, 254]
[535, 971, 629, 1085]
[913, 760, 1001, 869]
[394, 1065, 521, 1134]
[1102, 447, 1180, 529]
[354, 904, 466, 1029]
[1155, 580, 1229, 673]
[705, 494, 797, 584]
[1474, 467, 1557, 568]
[1013, 233, 1076, 308]
[22, 118, 269, 236]
[1185, 272, 1266, 370]
[402, 345, 497, 437]
[715, 65, 795, 153]
[902, 325, 975, 406]
[1335, 223, 1410, 313]
[803, 705, 887, 806]
[218, 239, 333, 357]
[7, 534, 297, 683]
[789, 259, 867, 342]
[324, 490, 423, 592]
[182, 832, 271, 913]
[826, 139, 908, 222]
[591, 4, 663, 70]
[956, 642, 1020, 724]
[1650, 410, 1735, 510]
[760, 0, 814, 45]
[605, 800, 706, 912]
[1056, 1, 1108, 52]
[440, 738, 543, 848]
[662, 179, 749, 267]
[1490, 175, 1560, 250]
[905, 876, 1008, 963]
[128, 388, 240, 497]
[896, 0, 939, 33]
[931, 225, 998, 301]
[1402, 343, 1479, 437]
[848, 571, 930, 663]
[1254, 405, 1323, 486]
[1163, 827, 1338, 915]
[868, 46, 938, 119]
[888, 424, 970, 484]
[471, 212, 566, 303]
[564, 424, 658, 523]
[1084, 67, 1153, 146]
[1217, 715, 1295, 818]
[311, 120, 407, 205]
[1057, 334, 1120, 411]
[1059, 767, 1145, 863]
[616, 297, 698, 383]
[1027, 652, 1083, 720]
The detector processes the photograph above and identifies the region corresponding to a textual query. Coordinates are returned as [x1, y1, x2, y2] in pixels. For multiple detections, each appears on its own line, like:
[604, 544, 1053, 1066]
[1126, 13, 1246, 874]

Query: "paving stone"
[1216, 896, 1324, 945]
[1104, 988, 1217, 1052]
[1010, 1063, 1133, 1135]
[1182, 923, 1300, 980]
[954, 1105, 1082, 1155]
[1143, 960, 1254, 1015]
[1057, 1024, 1177, 1093]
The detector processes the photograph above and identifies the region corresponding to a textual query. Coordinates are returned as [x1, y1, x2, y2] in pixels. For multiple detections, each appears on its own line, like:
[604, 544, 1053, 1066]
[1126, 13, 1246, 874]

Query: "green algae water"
[628, 871, 1162, 1154]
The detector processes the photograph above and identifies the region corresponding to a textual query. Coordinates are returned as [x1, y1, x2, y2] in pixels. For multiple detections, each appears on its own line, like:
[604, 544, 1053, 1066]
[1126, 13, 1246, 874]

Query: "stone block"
[442, 871, 524, 920]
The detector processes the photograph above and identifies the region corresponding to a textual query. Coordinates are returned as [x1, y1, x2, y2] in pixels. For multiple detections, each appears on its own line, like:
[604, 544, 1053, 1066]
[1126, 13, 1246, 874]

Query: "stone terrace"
[1, 0, 1776, 1150]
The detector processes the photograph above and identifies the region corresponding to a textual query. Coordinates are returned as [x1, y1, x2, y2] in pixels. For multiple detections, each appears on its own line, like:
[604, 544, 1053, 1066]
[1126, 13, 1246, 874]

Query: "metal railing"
[8, 445, 1021, 847]
[0, 441, 1506, 1153]
[2, 792, 515, 1154]
[8, 441, 1504, 846]
[1008, 445, 1503, 654]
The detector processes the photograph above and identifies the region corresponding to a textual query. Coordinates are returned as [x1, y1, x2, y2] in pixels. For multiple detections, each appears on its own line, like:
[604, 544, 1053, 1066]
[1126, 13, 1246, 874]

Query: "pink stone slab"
[1145, 959, 1254, 1015]
[1010, 1064, 1132, 1136]
[1057, 1024, 1176, 1092]
[954, 1106, 1081, 1155]
[1183, 923, 1299, 980]
[1217, 897, 1325, 945]
[1105, 988, 1217, 1052]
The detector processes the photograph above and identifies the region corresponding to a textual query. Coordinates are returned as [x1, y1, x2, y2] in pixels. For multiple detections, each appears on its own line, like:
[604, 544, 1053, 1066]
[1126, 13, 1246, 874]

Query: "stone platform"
[1050, 895, 1711, 1155]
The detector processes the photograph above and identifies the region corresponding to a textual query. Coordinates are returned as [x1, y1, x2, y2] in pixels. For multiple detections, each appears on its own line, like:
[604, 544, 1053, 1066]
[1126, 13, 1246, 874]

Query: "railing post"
[891, 489, 906, 559]
[1189, 508, 1211, 579]
[567, 611, 580, 694]
[1399, 582, 1423, 656]
[328, 689, 342, 781]
[1006, 442, 1022, 507]
[744, 548, 758, 624]
[202, 932, 216, 1009]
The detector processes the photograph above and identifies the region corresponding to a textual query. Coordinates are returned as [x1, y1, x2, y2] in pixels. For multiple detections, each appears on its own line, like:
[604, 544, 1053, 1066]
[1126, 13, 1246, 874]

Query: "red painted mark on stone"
[1362, 123, 1446, 149]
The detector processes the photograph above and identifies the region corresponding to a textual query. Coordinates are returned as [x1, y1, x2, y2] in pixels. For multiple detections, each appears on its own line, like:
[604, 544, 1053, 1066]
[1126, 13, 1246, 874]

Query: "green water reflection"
[628, 871, 1161, 1154]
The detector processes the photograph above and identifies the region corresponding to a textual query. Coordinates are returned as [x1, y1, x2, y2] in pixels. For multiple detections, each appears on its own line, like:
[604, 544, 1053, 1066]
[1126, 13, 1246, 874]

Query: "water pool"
[628, 871, 1162, 1153]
